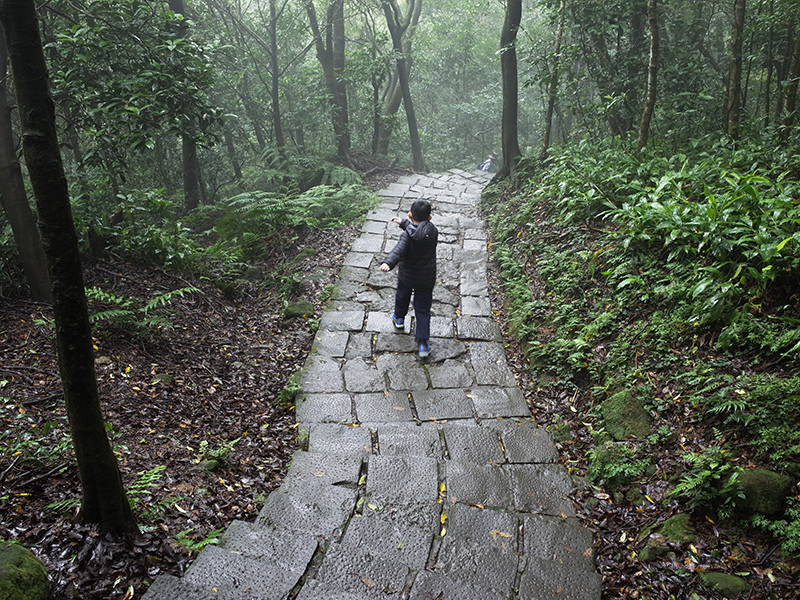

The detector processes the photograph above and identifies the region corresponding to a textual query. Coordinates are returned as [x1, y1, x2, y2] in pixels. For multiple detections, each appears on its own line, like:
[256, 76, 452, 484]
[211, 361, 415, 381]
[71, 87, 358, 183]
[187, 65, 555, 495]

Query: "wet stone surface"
[142, 169, 601, 600]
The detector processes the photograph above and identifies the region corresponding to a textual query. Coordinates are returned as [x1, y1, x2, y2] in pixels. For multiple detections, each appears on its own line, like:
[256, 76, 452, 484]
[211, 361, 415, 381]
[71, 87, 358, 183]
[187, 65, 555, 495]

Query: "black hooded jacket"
[383, 218, 438, 290]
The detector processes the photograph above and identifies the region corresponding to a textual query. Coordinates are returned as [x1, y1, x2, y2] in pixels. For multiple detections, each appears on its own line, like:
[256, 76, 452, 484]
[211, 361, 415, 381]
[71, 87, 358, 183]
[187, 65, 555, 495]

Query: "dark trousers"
[394, 281, 433, 343]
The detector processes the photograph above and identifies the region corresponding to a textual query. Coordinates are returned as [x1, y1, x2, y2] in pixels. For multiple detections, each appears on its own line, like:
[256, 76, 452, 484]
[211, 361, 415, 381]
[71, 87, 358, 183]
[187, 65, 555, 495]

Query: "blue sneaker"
[392, 314, 405, 329]
[418, 342, 431, 358]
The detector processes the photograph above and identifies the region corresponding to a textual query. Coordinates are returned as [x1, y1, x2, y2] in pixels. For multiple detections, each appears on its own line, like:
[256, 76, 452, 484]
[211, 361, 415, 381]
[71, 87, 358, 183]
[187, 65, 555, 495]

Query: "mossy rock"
[659, 513, 696, 544]
[600, 389, 652, 440]
[699, 571, 750, 597]
[0, 541, 50, 600]
[283, 300, 314, 319]
[735, 469, 792, 517]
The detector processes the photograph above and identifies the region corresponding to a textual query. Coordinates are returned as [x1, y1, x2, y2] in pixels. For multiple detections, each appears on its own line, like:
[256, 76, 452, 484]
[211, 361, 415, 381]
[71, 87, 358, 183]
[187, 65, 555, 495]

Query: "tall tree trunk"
[376, 0, 422, 157]
[778, 29, 800, 142]
[725, 0, 746, 138]
[498, 0, 522, 178]
[269, 0, 284, 147]
[0, 0, 137, 534]
[382, 0, 424, 171]
[636, 0, 659, 153]
[305, 0, 351, 164]
[0, 26, 50, 302]
[168, 0, 202, 210]
[542, 0, 566, 157]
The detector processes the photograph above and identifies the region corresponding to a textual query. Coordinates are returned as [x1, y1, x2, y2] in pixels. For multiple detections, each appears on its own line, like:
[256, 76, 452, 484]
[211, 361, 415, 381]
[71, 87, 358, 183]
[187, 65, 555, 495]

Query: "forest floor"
[0, 168, 797, 599]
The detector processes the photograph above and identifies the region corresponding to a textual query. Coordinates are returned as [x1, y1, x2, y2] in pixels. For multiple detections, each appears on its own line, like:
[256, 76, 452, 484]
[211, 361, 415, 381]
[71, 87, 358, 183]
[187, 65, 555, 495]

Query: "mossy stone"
[699, 572, 750, 597]
[735, 469, 792, 516]
[0, 541, 50, 600]
[600, 389, 652, 440]
[659, 513, 696, 544]
[283, 300, 314, 319]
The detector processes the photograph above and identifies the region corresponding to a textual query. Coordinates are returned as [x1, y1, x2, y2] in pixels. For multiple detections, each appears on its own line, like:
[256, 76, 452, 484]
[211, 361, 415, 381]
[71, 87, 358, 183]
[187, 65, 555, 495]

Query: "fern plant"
[86, 285, 199, 338]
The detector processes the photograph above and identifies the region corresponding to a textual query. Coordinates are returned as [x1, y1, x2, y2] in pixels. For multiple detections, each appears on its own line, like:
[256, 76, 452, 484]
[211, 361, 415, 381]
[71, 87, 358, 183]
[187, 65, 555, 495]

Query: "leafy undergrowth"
[484, 137, 800, 599]
[0, 169, 405, 600]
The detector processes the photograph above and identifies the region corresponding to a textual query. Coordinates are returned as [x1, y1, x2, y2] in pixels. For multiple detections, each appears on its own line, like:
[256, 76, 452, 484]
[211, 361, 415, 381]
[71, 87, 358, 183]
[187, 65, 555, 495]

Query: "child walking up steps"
[379, 199, 439, 358]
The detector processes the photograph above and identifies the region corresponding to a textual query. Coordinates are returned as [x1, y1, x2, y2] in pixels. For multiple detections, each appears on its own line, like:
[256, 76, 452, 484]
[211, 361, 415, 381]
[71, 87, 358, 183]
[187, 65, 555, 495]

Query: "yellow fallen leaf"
[490, 529, 512, 540]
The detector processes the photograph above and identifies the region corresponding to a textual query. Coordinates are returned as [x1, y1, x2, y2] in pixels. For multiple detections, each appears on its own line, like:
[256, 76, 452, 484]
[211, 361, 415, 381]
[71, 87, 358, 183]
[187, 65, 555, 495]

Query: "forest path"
[143, 169, 601, 600]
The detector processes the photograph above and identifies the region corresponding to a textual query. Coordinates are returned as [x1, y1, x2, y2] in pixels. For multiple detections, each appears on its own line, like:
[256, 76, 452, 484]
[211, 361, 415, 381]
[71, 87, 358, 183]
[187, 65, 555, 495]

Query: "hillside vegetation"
[484, 133, 800, 598]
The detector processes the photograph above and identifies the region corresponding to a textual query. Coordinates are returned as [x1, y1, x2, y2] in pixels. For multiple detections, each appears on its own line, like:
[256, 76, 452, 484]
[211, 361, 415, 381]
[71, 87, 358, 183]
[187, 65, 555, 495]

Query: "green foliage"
[670, 445, 745, 519]
[208, 184, 376, 260]
[86, 285, 200, 338]
[103, 190, 198, 268]
[0, 401, 72, 467]
[175, 527, 225, 553]
[751, 498, 800, 558]
[197, 437, 240, 463]
[586, 442, 650, 490]
[705, 374, 800, 468]
[254, 148, 363, 193]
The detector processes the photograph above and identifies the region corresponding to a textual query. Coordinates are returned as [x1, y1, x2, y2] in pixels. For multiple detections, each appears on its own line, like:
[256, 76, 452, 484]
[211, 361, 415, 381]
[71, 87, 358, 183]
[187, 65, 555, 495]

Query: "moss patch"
[736, 469, 793, 516]
[699, 571, 750, 597]
[600, 389, 652, 440]
[0, 541, 50, 600]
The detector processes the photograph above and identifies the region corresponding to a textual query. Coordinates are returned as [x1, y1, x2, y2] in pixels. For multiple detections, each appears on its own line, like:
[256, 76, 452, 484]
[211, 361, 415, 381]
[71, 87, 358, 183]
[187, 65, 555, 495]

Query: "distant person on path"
[477, 153, 497, 172]
[379, 199, 438, 358]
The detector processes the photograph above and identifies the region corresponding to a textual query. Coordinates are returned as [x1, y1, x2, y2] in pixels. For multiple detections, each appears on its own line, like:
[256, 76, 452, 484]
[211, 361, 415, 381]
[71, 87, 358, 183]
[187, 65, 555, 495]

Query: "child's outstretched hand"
[379, 263, 391, 272]
[391, 216, 402, 224]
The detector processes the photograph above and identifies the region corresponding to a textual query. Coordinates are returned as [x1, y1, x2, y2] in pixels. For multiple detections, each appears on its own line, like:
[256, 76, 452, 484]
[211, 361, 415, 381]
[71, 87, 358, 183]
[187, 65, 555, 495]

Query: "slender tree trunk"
[382, 0, 424, 171]
[636, 0, 659, 153]
[542, 0, 566, 156]
[168, 0, 202, 210]
[376, 0, 422, 158]
[778, 30, 800, 142]
[0, 0, 137, 534]
[269, 0, 284, 147]
[305, 0, 351, 164]
[725, 0, 746, 138]
[0, 26, 50, 302]
[498, 0, 522, 177]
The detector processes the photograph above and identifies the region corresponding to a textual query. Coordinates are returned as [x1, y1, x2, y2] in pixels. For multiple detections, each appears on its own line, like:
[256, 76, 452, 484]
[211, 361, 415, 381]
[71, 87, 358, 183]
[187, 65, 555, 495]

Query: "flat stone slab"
[221, 520, 317, 570]
[413, 388, 474, 421]
[343, 252, 374, 268]
[374, 423, 442, 457]
[366, 455, 439, 504]
[469, 342, 516, 387]
[442, 424, 505, 464]
[446, 462, 513, 509]
[484, 419, 558, 463]
[456, 316, 502, 342]
[304, 423, 372, 456]
[509, 464, 576, 516]
[280, 450, 363, 494]
[256, 486, 356, 537]
[311, 330, 349, 357]
[461, 295, 491, 316]
[428, 358, 472, 388]
[354, 391, 413, 423]
[339, 512, 432, 570]
[300, 355, 344, 393]
[350, 234, 385, 253]
[181, 544, 305, 599]
[470, 386, 530, 418]
[376, 354, 429, 391]
[343, 357, 385, 393]
[296, 392, 353, 423]
[318, 309, 365, 332]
